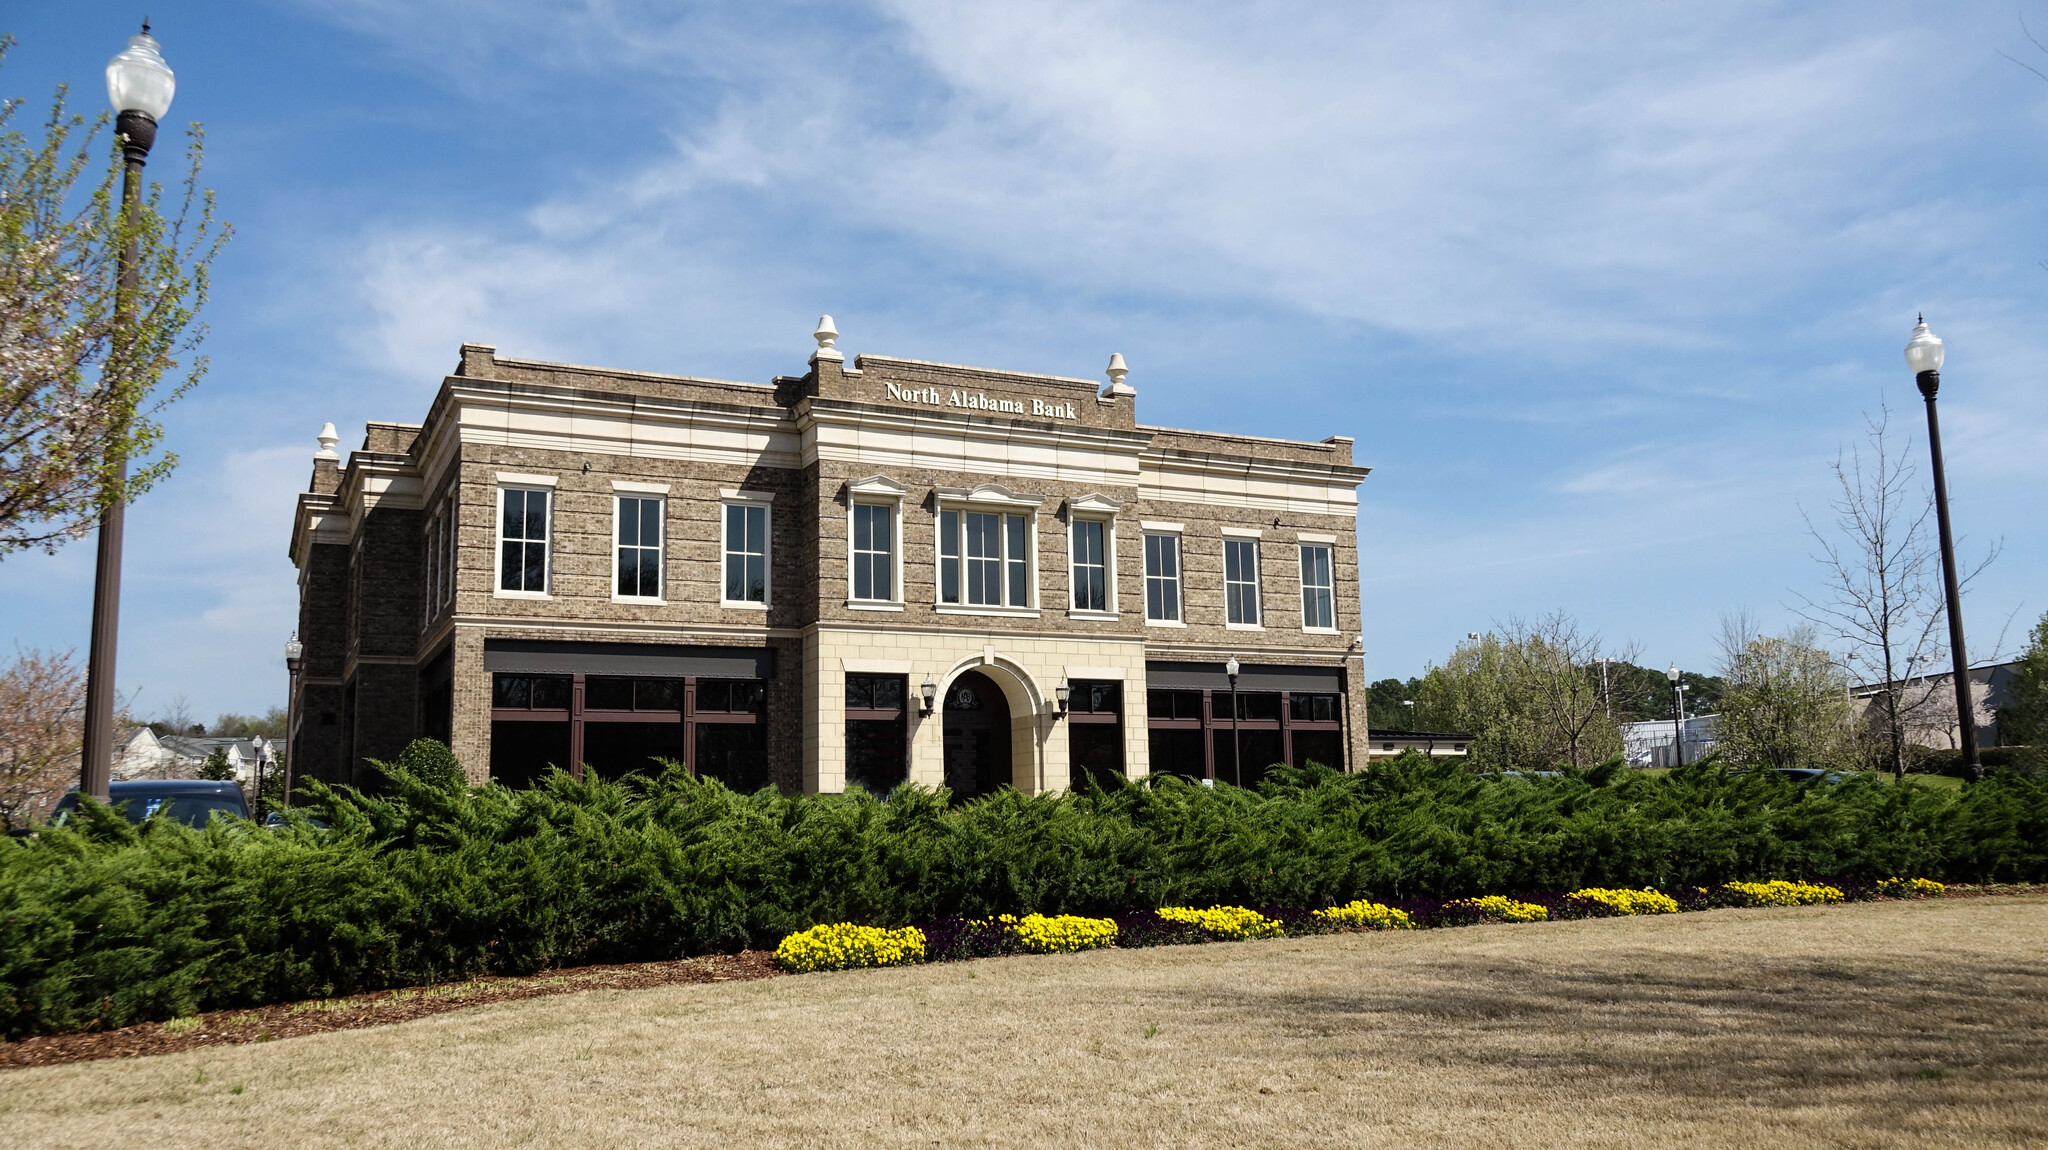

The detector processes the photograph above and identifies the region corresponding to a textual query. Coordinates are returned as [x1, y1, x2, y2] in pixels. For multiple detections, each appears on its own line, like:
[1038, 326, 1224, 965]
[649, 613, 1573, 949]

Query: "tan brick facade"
[287, 337, 1371, 795]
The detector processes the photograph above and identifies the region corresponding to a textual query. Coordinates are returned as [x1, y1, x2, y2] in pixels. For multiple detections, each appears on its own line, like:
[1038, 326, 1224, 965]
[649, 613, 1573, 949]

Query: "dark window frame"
[490, 671, 763, 782]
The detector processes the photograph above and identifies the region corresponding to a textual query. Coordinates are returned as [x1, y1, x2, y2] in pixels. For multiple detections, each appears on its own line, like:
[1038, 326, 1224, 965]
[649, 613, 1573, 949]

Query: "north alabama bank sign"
[882, 381, 1079, 421]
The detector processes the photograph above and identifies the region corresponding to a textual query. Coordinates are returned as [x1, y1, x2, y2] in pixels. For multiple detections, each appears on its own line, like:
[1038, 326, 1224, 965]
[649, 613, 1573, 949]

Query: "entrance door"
[942, 670, 1012, 798]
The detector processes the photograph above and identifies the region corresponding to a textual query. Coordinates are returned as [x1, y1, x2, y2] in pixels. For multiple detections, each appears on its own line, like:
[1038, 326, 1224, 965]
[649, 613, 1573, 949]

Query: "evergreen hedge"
[2, 742, 2044, 1039]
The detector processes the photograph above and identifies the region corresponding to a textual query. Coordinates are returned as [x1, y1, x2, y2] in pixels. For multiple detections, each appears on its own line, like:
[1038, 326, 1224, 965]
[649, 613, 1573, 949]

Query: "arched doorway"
[943, 670, 1012, 798]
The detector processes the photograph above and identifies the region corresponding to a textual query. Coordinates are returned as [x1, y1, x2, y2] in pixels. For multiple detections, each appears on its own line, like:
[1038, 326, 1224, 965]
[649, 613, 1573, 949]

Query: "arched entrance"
[942, 670, 1013, 798]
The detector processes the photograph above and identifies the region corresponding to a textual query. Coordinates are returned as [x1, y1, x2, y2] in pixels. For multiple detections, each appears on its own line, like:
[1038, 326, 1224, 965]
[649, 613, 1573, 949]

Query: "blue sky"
[2, 1, 2043, 725]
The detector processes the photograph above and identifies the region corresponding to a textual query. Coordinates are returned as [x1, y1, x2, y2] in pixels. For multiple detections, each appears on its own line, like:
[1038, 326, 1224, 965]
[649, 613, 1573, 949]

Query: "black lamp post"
[284, 635, 304, 805]
[81, 24, 177, 804]
[1666, 664, 1685, 768]
[1905, 317, 1982, 782]
[1225, 656, 1242, 786]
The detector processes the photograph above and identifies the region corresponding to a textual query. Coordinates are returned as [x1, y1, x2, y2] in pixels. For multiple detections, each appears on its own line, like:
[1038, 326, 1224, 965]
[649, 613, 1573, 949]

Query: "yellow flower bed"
[1445, 895, 1549, 922]
[1876, 877, 1945, 897]
[774, 923, 927, 973]
[1314, 899, 1417, 930]
[1721, 880, 1844, 907]
[1568, 887, 1680, 916]
[1008, 913, 1119, 953]
[1158, 905, 1285, 940]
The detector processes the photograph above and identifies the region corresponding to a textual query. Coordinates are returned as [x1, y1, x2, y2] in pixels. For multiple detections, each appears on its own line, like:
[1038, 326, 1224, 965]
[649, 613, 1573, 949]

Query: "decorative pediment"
[934, 482, 1044, 509]
[847, 474, 910, 498]
[1065, 493, 1123, 516]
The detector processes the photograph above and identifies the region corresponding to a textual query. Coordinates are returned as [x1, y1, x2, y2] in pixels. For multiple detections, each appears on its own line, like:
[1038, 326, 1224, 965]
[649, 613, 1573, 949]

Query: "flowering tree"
[0, 37, 227, 556]
[0, 646, 84, 829]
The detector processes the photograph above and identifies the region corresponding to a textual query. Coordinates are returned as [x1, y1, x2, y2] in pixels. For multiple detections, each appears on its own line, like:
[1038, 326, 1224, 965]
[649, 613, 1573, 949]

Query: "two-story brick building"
[286, 321, 1372, 795]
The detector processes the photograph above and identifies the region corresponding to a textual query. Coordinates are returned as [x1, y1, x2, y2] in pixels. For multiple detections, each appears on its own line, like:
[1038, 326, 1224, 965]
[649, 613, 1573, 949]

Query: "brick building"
[286, 321, 1372, 795]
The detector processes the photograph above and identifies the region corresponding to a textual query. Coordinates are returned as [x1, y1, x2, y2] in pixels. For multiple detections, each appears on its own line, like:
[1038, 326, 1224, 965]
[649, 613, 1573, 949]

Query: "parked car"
[1773, 767, 1852, 785]
[48, 779, 251, 828]
[261, 810, 327, 830]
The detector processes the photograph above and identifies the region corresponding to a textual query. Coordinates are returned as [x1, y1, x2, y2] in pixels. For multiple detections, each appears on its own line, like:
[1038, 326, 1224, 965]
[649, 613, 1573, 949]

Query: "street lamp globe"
[106, 24, 175, 119]
[1666, 664, 1680, 685]
[1225, 656, 1240, 680]
[1904, 317, 1945, 377]
[284, 636, 304, 665]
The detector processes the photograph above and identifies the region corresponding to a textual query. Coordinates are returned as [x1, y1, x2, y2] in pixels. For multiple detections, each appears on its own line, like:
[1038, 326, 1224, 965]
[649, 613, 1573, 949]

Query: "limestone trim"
[610, 479, 670, 494]
[1220, 526, 1264, 539]
[718, 487, 777, 502]
[842, 658, 914, 674]
[1296, 531, 1337, 544]
[496, 471, 558, 487]
[798, 402, 1148, 486]
[1139, 520, 1184, 533]
[1063, 666, 1127, 681]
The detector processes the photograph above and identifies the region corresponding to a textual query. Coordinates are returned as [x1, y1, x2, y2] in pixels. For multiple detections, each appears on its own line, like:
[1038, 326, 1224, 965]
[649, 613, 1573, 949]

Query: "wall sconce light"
[1055, 677, 1071, 719]
[919, 675, 938, 718]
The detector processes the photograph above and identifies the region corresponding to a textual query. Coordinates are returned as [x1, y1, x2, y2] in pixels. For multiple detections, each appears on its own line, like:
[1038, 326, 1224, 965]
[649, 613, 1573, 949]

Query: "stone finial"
[315, 422, 340, 460]
[1103, 352, 1135, 398]
[811, 315, 844, 364]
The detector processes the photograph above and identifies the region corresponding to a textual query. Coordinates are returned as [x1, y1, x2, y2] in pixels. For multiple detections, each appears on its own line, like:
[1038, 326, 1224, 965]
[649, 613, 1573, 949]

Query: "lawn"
[3, 896, 2044, 1148]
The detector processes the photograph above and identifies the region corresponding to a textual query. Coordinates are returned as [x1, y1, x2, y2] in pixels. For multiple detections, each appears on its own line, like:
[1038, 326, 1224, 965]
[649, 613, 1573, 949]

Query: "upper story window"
[1070, 519, 1108, 612]
[1224, 537, 1261, 626]
[498, 487, 551, 595]
[852, 503, 894, 601]
[940, 509, 1031, 608]
[615, 495, 664, 600]
[1299, 543, 1334, 630]
[936, 484, 1042, 611]
[1143, 532, 1181, 622]
[423, 499, 454, 623]
[723, 502, 769, 605]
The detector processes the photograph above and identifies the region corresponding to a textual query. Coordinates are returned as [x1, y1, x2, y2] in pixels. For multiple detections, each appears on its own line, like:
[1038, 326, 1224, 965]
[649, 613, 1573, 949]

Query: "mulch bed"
[0, 951, 778, 1072]
[7, 884, 2044, 1073]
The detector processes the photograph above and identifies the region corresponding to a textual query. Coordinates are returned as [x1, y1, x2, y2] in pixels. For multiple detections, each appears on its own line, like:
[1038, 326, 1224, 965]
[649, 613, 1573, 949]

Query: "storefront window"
[845, 673, 906, 793]
[489, 671, 766, 789]
[1068, 679, 1123, 791]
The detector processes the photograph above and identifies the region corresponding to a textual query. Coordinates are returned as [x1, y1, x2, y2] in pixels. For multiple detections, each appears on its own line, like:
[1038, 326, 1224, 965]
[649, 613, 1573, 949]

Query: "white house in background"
[112, 729, 275, 785]
[1621, 714, 1720, 768]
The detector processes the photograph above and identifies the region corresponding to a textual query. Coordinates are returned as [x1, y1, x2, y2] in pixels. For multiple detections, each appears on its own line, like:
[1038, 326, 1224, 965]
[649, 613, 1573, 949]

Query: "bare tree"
[1500, 611, 1628, 769]
[0, 646, 83, 829]
[1794, 405, 1993, 779]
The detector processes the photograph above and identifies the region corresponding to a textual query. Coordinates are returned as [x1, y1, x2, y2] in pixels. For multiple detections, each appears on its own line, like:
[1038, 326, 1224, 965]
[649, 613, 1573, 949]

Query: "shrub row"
[0, 741, 2038, 1037]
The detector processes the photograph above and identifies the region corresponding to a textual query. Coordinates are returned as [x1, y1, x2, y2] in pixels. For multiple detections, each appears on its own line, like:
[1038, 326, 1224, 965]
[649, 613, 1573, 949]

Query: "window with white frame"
[615, 495, 663, 599]
[938, 508, 1031, 607]
[723, 502, 769, 604]
[498, 487, 550, 594]
[1143, 533, 1181, 622]
[1224, 537, 1261, 625]
[851, 503, 894, 601]
[422, 503, 448, 623]
[1070, 518, 1109, 612]
[1299, 543, 1334, 630]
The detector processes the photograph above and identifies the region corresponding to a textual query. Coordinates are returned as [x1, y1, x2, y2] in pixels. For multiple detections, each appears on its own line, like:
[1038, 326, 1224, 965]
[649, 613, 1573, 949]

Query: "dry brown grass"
[3, 896, 2044, 1149]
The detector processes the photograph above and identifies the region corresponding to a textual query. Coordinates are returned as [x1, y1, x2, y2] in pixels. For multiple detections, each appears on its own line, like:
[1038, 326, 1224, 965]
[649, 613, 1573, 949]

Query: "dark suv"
[48, 779, 251, 828]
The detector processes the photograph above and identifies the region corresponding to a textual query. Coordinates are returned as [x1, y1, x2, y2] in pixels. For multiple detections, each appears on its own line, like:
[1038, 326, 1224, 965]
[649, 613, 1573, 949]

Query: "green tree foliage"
[195, 748, 233, 781]
[0, 37, 228, 555]
[2, 747, 2043, 1038]
[1998, 612, 2048, 747]
[1715, 623, 1856, 769]
[206, 708, 287, 739]
[1366, 677, 1422, 730]
[1411, 613, 1625, 768]
[1599, 662, 1728, 723]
